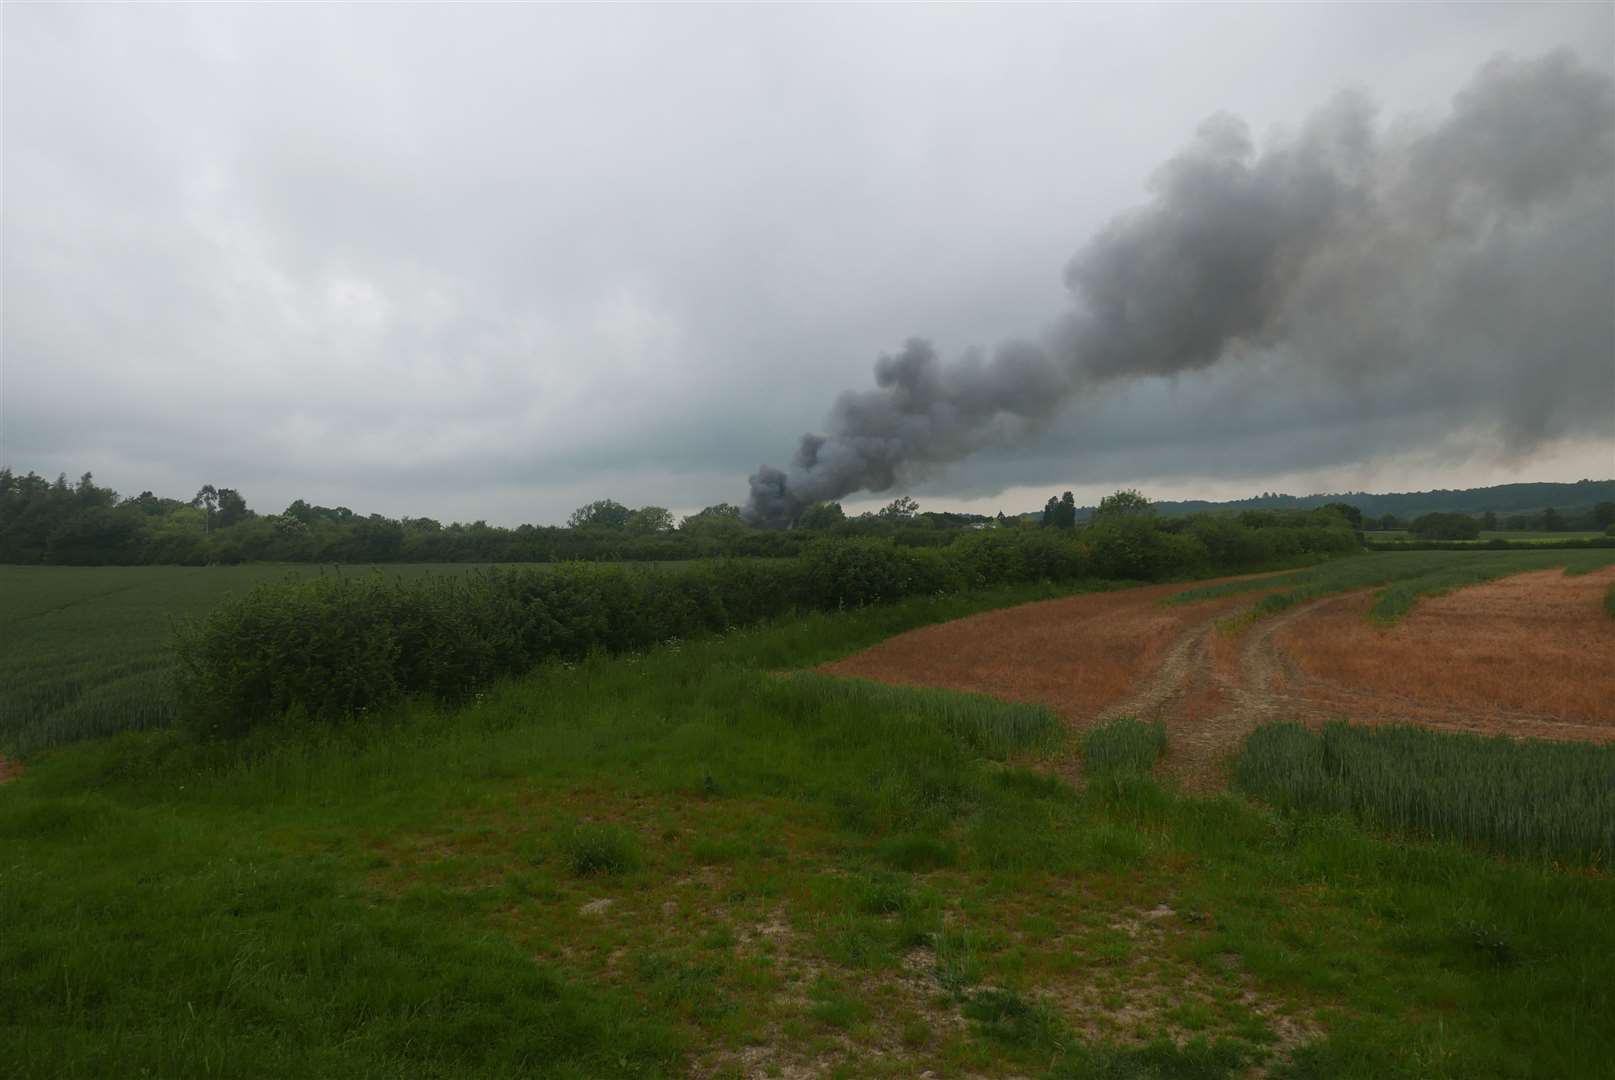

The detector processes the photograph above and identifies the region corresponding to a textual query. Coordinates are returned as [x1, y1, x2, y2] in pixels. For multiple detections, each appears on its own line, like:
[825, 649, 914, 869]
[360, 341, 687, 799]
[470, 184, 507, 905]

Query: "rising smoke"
[744, 51, 1615, 528]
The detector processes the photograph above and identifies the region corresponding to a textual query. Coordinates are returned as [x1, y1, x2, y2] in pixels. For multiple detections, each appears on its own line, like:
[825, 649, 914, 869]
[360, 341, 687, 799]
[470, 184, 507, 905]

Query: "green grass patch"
[559, 822, 641, 876]
[1236, 722, 1615, 863]
[4, 578, 1614, 1076]
[1082, 717, 1168, 778]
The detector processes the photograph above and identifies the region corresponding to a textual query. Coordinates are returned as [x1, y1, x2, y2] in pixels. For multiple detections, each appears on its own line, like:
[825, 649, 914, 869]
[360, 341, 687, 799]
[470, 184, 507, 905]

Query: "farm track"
[823, 566, 1615, 790]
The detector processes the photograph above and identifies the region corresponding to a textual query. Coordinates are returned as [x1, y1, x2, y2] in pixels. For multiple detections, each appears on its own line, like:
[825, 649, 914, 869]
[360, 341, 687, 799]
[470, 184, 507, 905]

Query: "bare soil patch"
[0, 755, 20, 784]
[823, 567, 1615, 790]
[1271, 565, 1615, 742]
[821, 575, 1276, 723]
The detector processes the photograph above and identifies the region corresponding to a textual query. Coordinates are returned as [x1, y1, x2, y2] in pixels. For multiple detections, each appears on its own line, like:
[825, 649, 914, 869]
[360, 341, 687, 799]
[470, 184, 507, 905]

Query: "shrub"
[798, 539, 954, 607]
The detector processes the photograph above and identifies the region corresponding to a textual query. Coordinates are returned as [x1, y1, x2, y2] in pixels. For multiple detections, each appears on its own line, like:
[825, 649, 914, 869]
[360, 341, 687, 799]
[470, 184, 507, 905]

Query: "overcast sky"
[4, 4, 1612, 524]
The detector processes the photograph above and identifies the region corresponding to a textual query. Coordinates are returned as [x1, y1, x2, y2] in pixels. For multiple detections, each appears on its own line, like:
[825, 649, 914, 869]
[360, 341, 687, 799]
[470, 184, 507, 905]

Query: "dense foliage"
[174, 520, 1357, 735]
[1236, 722, 1615, 863]
[1138, 479, 1615, 524]
[1408, 511, 1482, 540]
[8, 466, 1610, 567]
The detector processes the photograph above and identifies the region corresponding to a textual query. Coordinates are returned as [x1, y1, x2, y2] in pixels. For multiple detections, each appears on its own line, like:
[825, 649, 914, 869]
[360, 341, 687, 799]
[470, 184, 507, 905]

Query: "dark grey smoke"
[744, 51, 1615, 528]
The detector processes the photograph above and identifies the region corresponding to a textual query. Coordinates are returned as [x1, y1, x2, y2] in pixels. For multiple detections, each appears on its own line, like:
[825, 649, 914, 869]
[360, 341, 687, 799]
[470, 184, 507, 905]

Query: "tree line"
[1381, 505, 1615, 540]
[1, 468, 1378, 567]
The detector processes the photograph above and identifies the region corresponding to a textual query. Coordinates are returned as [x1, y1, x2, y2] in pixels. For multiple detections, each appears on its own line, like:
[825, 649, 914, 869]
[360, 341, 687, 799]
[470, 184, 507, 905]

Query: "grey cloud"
[4, 7, 1611, 526]
[746, 50, 1614, 526]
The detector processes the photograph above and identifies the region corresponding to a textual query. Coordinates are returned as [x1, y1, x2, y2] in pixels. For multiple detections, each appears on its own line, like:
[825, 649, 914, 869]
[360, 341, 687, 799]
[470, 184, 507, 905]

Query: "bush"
[174, 563, 800, 736]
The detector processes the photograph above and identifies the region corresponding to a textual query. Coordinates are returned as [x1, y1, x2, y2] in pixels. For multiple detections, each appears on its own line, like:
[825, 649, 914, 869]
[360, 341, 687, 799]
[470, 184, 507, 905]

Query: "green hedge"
[175, 525, 1356, 736]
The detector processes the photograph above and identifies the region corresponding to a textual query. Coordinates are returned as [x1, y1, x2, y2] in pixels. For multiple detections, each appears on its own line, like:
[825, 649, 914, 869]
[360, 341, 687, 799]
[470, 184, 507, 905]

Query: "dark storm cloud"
[746, 51, 1615, 527]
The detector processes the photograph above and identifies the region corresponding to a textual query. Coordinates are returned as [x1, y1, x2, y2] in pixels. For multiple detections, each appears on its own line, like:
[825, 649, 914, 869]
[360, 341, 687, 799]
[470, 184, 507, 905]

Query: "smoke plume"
[744, 51, 1615, 528]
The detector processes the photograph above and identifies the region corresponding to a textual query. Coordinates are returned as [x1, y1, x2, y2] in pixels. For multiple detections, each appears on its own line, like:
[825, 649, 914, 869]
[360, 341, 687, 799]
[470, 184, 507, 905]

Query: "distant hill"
[1033, 479, 1615, 522]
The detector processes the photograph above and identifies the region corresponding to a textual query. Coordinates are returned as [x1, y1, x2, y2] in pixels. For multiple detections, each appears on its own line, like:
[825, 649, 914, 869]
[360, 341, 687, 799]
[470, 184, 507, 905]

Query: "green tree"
[1409, 512, 1481, 540]
[568, 499, 632, 529]
[1541, 507, 1566, 532]
[1481, 511, 1498, 531]
[679, 504, 739, 532]
[796, 501, 847, 530]
[877, 495, 920, 521]
[1323, 502, 1364, 529]
[1041, 491, 1077, 528]
[191, 485, 219, 533]
[625, 506, 675, 535]
[1095, 489, 1152, 520]
[1594, 502, 1615, 528]
[216, 488, 249, 528]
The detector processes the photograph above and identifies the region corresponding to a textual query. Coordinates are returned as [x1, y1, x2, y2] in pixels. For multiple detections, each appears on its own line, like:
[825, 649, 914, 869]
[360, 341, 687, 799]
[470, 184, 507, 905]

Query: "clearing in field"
[824, 559, 1615, 787]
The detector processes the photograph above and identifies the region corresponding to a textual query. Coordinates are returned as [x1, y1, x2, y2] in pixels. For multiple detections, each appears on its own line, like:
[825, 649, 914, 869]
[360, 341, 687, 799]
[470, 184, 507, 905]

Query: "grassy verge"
[1167, 548, 1615, 625]
[4, 585, 1613, 1077]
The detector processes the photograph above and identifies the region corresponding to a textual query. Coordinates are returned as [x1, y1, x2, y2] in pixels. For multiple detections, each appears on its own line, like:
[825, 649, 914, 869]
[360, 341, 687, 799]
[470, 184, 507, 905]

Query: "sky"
[4, 3, 1612, 525]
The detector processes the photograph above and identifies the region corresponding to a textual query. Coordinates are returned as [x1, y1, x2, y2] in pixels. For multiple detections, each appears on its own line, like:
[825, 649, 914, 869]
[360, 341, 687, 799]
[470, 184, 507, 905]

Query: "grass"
[1236, 722, 1615, 864]
[1167, 548, 1615, 625]
[4, 581, 1614, 1077]
[1371, 530, 1608, 545]
[1082, 717, 1167, 778]
[559, 822, 642, 876]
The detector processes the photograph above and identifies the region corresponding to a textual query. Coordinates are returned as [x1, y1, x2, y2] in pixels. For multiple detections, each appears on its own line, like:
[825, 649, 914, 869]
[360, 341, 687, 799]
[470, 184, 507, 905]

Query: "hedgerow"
[174, 523, 1356, 736]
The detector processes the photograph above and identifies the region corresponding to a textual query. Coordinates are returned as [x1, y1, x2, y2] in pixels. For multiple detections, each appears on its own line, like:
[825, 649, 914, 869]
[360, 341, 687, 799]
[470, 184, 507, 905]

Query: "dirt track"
[822, 566, 1615, 789]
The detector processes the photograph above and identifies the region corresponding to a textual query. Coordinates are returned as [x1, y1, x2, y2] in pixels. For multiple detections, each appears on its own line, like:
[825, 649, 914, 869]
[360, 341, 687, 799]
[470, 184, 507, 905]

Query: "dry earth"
[823, 566, 1615, 789]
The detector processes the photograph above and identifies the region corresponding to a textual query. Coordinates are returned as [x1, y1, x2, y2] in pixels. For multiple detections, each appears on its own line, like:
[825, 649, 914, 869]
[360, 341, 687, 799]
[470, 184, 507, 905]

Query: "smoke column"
[744, 51, 1615, 528]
